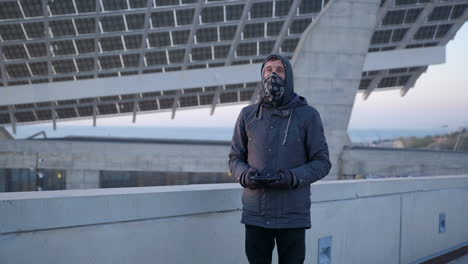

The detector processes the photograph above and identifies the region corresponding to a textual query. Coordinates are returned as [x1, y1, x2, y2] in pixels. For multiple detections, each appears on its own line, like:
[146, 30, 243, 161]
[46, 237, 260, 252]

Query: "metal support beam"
[137, 0, 153, 75]
[94, 0, 101, 78]
[92, 100, 98, 127]
[363, 71, 386, 100]
[43, 0, 53, 82]
[271, 0, 302, 53]
[224, 0, 254, 65]
[0, 45, 7, 87]
[52, 106, 57, 131]
[8, 106, 16, 134]
[400, 66, 427, 97]
[132, 97, 138, 123]
[396, 2, 436, 49]
[374, 0, 393, 28]
[172, 0, 204, 119]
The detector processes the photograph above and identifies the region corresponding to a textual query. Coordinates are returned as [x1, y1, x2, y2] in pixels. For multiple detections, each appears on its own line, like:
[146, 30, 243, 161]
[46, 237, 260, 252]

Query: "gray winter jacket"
[228, 55, 331, 229]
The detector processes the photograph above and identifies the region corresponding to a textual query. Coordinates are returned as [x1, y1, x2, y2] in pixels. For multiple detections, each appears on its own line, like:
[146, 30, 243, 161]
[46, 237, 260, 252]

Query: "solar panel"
[237, 42, 257, 57]
[226, 4, 243, 21]
[199, 94, 214, 105]
[29, 62, 48, 75]
[138, 99, 158, 111]
[20, 0, 43, 17]
[251, 2, 273, 19]
[15, 111, 36, 122]
[0, 1, 23, 19]
[122, 53, 140, 67]
[0, 24, 26, 41]
[50, 20, 77, 37]
[244, 23, 264, 38]
[77, 105, 94, 116]
[126, 13, 146, 30]
[0, 114, 11, 124]
[240, 89, 254, 101]
[176, 9, 195, 26]
[391, 28, 408, 42]
[259, 40, 274, 55]
[378, 76, 397, 88]
[99, 56, 122, 69]
[404, 8, 422, 24]
[428, 6, 452, 21]
[3, 45, 28, 60]
[31, 78, 48, 84]
[179, 95, 198, 107]
[196, 27, 218, 42]
[124, 34, 143, 49]
[48, 0, 76, 15]
[75, 18, 96, 34]
[435, 24, 453, 38]
[6, 63, 30, 78]
[26, 43, 47, 57]
[35, 109, 53, 120]
[118, 101, 135, 113]
[201, 6, 224, 23]
[151, 11, 175, 27]
[414, 25, 437, 40]
[172, 30, 190, 45]
[52, 59, 77, 73]
[299, 0, 322, 14]
[267, 21, 283, 36]
[371, 30, 392, 44]
[146, 51, 168, 65]
[274, 0, 291, 17]
[23, 22, 45, 39]
[397, 75, 411, 86]
[191, 47, 212, 61]
[100, 36, 124, 51]
[219, 25, 237, 40]
[451, 4, 468, 19]
[97, 103, 118, 114]
[382, 10, 405, 26]
[220, 91, 238, 103]
[102, 0, 128, 11]
[148, 32, 171, 47]
[98, 72, 119, 78]
[56, 108, 78, 119]
[214, 45, 229, 59]
[159, 98, 173, 109]
[156, 0, 179, 6]
[75, 0, 96, 13]
[52, 40, 77, 55]
[168, 49, 185, 64]
[76, 58, 95, 72]
[129, 0, 149, 9]
[359, 79, 371, 90]
[75, 38, 96, 54]
[101, 16, 126, 32]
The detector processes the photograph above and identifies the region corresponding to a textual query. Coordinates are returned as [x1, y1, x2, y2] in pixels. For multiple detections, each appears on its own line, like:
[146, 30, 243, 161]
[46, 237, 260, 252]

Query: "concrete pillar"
[66, 169, 100, 190]
[292, 0, 380, 179]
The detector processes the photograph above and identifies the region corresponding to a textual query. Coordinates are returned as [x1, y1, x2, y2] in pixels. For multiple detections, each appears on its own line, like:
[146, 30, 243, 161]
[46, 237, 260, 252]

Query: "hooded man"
[228, 54, 332, 264]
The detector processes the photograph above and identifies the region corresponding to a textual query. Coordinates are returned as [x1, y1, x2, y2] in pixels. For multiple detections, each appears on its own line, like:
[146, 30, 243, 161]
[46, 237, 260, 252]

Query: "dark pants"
[245, 224, 306, 264]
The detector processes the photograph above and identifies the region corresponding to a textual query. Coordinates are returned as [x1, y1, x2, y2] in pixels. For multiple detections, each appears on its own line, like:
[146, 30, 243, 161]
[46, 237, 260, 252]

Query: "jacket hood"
[260, 54, 296, 108]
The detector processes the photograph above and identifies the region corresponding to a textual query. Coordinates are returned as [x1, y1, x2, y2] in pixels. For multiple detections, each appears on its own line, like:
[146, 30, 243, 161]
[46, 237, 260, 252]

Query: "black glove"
[240, 168, 262, 189]
[266, 169, 297, 189]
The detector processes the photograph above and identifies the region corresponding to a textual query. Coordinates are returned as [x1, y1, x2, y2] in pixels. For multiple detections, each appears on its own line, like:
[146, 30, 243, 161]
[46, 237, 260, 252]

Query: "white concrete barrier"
[1, 175, 467, 264]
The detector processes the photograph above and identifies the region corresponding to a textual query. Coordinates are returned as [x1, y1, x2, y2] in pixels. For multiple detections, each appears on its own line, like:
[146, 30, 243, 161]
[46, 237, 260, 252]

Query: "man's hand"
[240, 168, 262, 189]
[266, 169, 297, 189]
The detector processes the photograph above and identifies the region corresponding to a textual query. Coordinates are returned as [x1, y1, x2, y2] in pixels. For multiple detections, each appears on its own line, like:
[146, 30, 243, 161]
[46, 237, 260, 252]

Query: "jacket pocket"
[282, 188, 310, 214]
[242, 189, 262, 215]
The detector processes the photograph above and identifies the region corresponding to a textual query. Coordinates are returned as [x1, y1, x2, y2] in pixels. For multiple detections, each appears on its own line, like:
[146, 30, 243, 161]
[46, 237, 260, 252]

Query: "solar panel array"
[0, 0, 467, 126]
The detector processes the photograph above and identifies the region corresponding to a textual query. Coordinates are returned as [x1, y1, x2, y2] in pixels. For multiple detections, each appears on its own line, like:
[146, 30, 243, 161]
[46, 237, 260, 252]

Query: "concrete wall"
[341, 146, 468, 178]
[292, 0, 380, 179]
[1, 175, 467, 264]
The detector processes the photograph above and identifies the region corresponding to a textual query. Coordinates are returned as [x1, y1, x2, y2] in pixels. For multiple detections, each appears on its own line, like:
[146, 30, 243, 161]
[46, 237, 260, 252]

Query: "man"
[228, 54, 332, 264]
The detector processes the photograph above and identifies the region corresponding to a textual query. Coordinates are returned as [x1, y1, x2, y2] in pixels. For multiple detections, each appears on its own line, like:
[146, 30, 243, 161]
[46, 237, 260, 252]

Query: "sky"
[7, 23, 468, 135]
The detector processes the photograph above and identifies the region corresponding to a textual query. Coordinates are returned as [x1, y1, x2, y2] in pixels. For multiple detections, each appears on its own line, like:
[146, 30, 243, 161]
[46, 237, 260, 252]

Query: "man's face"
[263, 59, 286, 80]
